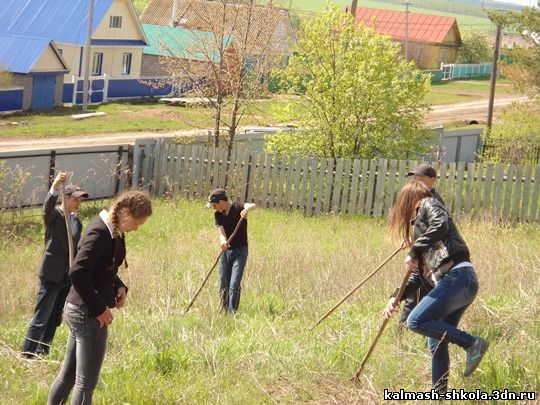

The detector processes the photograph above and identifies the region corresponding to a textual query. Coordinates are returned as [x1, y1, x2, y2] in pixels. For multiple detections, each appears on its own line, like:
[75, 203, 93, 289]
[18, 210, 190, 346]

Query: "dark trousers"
[407, 266, 478, 393]
[22, 277, 70, 355]
[48, 303, 108, 405]
[219, 246, 248, 313]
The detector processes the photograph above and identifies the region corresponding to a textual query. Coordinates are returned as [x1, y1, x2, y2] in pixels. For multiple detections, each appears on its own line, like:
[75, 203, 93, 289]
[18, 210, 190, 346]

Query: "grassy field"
[0, 198, 538, 404]
[0, 79, 518, 138]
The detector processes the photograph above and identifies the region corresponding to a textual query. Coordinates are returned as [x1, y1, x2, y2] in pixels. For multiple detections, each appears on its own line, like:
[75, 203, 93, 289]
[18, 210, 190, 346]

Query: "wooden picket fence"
[142, 140, 540, 222]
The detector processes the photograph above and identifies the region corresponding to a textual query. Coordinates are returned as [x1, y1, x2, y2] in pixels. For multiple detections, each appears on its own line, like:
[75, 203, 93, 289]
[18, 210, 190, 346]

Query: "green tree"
[483, 99, 540, 164]
[458, 29, 492, 63]
[489, 4, 540, 95]
[266, 6, 431, 160]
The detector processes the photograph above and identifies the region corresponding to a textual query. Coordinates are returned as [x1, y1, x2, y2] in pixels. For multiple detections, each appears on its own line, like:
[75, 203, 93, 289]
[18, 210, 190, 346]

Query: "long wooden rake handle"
[184, 216, 246, 314]
[351, 267, 413, 381]
[60, 182, 75, 267]
[310, 247, 402, 331]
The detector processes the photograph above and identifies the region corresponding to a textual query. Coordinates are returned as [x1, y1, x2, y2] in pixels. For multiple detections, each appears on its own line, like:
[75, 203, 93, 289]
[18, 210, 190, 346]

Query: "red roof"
[353, 7, 458, 45]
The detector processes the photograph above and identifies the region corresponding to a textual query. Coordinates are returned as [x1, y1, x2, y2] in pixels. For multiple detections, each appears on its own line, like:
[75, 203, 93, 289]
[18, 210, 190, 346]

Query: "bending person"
[48, 191, 152, 405]
[384, 181, 488, 395]
[207, 188, 256, 313]
[399, 163, 445, 326]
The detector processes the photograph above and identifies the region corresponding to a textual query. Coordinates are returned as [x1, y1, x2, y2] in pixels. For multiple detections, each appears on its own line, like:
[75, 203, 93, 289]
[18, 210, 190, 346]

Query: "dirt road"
[0, 96, 528, 152]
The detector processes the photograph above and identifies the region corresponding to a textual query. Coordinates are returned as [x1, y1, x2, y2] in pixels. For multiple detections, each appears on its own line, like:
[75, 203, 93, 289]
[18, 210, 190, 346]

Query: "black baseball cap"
[64, 185, 89, 198]
[206, 188, 228, 207]
[407, 163, 437, 178]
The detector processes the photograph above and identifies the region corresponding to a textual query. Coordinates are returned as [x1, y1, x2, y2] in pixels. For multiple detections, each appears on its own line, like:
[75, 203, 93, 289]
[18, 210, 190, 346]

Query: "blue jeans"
[22, 277, 70, 355]
[407, 266, 478, 393]
[48, 303, 108, 405]
[219, 246, 248, 313]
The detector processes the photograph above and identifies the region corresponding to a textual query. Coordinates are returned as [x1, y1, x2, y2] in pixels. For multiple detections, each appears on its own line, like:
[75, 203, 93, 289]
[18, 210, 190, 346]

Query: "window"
[110, 15, 123, 28]
[439, 47, 448, 63]
[57, 48, 63, 56]
[92, 52, 103, 76]
[414, 44, 424, 62]
[122, 53, 132, 75]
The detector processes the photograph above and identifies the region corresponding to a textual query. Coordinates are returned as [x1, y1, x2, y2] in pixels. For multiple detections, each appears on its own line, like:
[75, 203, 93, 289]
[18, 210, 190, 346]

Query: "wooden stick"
[310, 247, 402, 331]
[351, 267, 413, 381]
[184, 216, 246, 313]
[60, 182, 75, 267]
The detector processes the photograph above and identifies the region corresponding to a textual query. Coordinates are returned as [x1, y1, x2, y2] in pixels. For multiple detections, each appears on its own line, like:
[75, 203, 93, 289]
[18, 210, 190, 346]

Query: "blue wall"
[0, 88, 23, 112]
[108, 78, 173, 98]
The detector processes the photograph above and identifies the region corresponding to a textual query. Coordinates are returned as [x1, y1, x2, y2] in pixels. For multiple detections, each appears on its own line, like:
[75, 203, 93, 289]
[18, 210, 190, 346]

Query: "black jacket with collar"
[38, 192, 83, 283]
[66, 217, 127, 317]
[397, 197, 470, 301]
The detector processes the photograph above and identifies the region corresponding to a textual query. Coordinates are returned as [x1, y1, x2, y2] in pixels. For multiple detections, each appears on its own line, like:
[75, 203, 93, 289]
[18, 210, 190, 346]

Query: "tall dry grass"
[0, 198, 538, 404]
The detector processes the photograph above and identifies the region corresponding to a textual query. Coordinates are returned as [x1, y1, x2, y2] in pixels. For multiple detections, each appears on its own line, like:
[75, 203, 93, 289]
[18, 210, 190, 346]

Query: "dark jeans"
[48, 303, 108, 405]
[22, 277, 70, 355]
[219, 246, 248, 313]
[407, 266, 478, 393]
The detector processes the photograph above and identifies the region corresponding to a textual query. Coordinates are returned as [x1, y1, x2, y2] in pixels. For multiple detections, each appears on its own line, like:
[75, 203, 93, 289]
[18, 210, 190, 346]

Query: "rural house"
[352, 7, 462, 70]
[141, 24, 238, 80]
[140, 0, 295, 64]
[0, 0, 149, 82]
[0, 35, 69, 110]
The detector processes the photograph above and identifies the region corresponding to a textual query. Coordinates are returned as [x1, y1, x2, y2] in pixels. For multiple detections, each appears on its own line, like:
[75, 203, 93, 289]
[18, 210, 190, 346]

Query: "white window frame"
[122, 53, 132, 75]
[109, 15, 123, 28]
[92, 52, 103, 76]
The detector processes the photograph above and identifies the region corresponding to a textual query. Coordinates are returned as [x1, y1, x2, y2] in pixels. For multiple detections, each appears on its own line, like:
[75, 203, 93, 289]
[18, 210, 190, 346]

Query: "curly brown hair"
[388, 181, 432, 242]
[107, 190, 152, 236]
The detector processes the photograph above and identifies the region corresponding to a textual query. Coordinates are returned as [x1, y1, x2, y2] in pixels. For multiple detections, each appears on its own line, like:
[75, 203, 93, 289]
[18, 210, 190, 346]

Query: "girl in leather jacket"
[384, 181, 488, 395]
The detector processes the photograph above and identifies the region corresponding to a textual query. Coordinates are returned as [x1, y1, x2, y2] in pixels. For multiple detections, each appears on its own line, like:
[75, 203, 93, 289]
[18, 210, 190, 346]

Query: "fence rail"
[142, 140, 540, 223]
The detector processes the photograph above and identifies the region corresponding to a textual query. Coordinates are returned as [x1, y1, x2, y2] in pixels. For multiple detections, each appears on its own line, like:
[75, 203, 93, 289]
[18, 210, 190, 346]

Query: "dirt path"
[0, 96, 528, 152]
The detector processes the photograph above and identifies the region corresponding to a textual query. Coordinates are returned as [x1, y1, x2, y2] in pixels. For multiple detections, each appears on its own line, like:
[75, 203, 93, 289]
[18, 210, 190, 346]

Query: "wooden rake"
[184, 216, 245, 313]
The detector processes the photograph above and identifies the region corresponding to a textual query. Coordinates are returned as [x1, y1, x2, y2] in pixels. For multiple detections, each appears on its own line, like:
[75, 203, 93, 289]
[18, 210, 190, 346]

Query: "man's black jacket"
[38, 192, 83, 283]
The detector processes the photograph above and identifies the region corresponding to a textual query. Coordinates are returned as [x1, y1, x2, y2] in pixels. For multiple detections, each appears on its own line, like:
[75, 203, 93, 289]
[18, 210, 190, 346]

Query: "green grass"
[0, 198, 539, 404]
[286, 0, 494, 29]
[0, 98, 294, 138]
[0, 78, 520, 138]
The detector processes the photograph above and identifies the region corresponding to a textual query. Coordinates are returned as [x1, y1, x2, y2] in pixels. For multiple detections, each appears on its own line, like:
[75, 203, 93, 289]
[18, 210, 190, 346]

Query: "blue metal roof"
[0, 34, 68, 74]
[0, 0, 113, 45]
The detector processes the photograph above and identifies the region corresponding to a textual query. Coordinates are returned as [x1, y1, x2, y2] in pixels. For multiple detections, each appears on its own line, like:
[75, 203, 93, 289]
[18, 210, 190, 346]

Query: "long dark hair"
[388, 181, 431, 242]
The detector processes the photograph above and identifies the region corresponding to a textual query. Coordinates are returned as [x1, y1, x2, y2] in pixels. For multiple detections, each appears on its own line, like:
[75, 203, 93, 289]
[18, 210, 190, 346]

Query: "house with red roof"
[352, 8, 462, 70]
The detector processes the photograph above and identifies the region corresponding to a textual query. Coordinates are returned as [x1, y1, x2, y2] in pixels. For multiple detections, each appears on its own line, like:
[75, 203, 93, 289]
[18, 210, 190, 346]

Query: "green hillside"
[134, 0, 495, 30]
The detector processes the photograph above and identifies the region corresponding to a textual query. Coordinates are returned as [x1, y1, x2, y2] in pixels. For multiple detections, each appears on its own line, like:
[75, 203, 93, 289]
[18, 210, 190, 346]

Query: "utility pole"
[404, 0, 411, 63]
[486, 24, 502, 133]
[351, 0, 358, 16]
[82, 0, 94, 112]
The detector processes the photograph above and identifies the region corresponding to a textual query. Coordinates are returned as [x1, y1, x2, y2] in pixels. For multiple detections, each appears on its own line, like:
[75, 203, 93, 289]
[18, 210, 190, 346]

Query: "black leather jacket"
[396, 197, 471, 301]
[409, 197, 470, 272]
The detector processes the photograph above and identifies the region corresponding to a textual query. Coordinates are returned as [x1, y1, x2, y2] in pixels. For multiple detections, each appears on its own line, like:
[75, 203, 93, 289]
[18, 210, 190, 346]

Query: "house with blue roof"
[0, 35, 69, 110]
[0, 0, 148, 82]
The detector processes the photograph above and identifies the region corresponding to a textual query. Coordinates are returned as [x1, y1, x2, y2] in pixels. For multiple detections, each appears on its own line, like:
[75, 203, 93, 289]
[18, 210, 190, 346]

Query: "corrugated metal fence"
[141, 140, 540, 222]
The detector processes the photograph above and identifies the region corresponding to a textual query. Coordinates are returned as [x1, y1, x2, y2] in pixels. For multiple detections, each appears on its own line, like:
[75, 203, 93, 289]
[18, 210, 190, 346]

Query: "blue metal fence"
[0, 88, 23, 112]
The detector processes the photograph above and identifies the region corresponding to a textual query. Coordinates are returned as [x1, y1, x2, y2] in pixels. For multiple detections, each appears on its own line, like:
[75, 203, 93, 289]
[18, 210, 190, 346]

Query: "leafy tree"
[266, 6, 431, 160]
[458, 29, 492, 63]
[488, 4, 540, 95]
[483, 99, 540, 165]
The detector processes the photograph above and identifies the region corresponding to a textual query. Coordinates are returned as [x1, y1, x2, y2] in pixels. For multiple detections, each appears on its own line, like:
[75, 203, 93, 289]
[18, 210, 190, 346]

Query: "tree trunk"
[214, 92, 223, 149]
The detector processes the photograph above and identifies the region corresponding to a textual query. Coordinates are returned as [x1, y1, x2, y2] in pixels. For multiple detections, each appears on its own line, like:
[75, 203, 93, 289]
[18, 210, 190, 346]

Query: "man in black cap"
[399, 163, 445, 326]
[22, 172, 88, 358]
[407, 163, 445, 205]
[207, 188, 256, 313]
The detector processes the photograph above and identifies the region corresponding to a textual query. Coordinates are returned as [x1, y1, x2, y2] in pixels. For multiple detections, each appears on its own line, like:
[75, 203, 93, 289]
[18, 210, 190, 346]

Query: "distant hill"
[133, 0, 496, 30]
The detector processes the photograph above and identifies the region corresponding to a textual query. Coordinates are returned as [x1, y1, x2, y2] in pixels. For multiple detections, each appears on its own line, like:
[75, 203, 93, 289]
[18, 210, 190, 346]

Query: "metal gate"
[31, 74, 56, 110]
